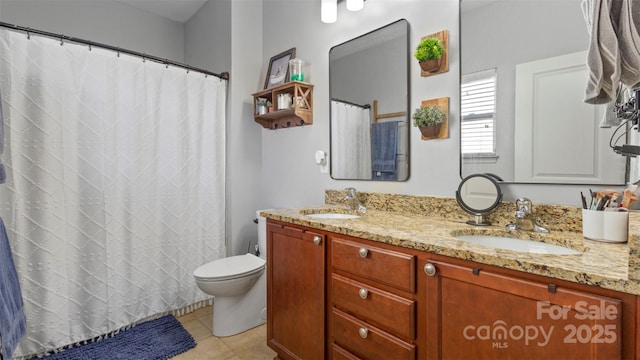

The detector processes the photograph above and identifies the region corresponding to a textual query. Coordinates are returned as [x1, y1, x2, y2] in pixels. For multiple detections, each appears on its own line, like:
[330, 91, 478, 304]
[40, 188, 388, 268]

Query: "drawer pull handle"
[359, 327, 369, 339]
[358, 288, 369, 299]
[424, 263, 437, 276]
[313, 235, 322, 245]
[358, 247, 369, 258]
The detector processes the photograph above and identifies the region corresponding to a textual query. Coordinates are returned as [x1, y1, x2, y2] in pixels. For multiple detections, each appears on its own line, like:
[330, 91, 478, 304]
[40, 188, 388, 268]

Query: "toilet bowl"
[193, 210, 268, 337]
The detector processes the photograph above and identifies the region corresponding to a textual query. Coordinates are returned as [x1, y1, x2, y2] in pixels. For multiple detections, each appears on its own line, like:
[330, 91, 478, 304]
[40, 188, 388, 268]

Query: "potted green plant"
[412, 104, 446, 139]
[414, 37, 445, 72]
[256, 99, 272, 115]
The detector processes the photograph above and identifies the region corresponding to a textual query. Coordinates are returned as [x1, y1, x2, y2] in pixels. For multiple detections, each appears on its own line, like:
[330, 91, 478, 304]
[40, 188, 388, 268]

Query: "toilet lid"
[194, 254, 266, 281]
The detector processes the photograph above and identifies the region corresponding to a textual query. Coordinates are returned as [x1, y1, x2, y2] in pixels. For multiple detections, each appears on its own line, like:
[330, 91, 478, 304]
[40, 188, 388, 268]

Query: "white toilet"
[193, 210, 268, 337]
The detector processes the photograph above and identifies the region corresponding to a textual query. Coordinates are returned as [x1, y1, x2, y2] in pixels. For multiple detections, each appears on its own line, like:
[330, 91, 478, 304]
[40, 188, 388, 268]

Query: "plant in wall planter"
[412, 104, 446, 139]
[414, 37, 445, 73]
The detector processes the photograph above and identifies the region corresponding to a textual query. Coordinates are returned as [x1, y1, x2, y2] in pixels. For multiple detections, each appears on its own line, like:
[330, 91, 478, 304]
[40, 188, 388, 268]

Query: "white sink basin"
[455, 235, 581, 255]
[305, 213, 361, 219]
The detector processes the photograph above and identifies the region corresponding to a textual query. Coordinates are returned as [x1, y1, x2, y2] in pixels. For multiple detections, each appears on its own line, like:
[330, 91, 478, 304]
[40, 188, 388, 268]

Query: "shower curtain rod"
[0, 21, 229, 81]
[331, 98, 371, 109]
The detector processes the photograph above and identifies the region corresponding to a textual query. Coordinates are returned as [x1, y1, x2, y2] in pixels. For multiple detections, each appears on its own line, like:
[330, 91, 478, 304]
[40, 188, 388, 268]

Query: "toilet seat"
[194, 254, 265, 282]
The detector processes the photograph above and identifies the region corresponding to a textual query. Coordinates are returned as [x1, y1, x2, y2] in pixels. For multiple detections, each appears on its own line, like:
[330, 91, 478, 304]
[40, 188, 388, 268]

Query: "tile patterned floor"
[172, 305, 276, 360]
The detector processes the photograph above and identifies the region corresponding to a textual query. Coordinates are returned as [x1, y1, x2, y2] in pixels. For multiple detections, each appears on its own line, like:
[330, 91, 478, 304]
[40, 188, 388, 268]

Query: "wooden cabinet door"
[423, 259, 622, 360]
[267, 221, 325, 360]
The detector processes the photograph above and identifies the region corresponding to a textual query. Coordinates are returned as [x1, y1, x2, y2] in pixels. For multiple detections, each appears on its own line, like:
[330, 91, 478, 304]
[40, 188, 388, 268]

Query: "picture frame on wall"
[264, 48, 296, 89]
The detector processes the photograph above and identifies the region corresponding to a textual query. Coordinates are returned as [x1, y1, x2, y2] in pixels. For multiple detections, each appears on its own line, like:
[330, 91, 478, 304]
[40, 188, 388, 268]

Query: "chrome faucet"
[343, 187, 367, 214]
[506, 198, 549, 233]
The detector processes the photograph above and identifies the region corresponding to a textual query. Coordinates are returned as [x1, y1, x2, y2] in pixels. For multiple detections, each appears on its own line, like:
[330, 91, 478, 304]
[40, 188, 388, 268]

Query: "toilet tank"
[256, 210, 269, 260]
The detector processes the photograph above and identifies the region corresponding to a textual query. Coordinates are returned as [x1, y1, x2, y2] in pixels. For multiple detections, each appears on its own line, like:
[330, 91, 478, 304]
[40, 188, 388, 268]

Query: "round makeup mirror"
[456, 173, 503, 226]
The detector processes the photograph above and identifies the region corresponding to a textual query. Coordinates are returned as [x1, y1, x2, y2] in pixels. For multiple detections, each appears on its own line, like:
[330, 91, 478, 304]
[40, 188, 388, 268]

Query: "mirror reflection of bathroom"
[329, 19, 409, 181]
[456, 173, 503, 226]
[460, 0, 628, 185]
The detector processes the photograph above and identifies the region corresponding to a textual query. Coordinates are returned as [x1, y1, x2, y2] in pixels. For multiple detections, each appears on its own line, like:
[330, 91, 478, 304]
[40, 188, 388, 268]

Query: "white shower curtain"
[0, 30, 226, 357]
[330, 100, 372, 179]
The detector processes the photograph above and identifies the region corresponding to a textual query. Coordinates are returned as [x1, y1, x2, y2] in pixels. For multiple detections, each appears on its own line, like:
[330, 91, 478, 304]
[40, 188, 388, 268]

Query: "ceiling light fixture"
[321, 0, 337, 23]
[322, 0, 364, 23]
[346, 0, 364, 11]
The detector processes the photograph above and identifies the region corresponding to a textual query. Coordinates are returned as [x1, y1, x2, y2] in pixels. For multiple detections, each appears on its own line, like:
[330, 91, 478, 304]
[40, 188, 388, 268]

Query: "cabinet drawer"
[332, 344, 361, 360]
[332, 274, 415, 339]
[332, 308, 415, 360]
[332, 237, 415, 293]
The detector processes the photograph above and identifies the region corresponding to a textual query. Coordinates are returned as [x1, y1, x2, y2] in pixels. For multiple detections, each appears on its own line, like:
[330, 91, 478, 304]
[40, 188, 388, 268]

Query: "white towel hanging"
[584, 0, 640, 104]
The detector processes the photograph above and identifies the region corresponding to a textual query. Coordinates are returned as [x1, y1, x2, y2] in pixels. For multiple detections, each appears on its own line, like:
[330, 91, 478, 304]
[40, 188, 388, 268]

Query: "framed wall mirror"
[460, 0, 627, 185]
[329, 19, 410, 181]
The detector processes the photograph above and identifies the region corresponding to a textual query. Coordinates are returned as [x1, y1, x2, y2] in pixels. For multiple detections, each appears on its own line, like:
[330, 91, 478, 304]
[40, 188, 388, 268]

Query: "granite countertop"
[261, 205, 640, 296]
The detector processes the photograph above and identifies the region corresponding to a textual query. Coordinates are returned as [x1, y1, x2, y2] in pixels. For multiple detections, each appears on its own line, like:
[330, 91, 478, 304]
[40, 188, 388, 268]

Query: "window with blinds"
[461, 69, 496, 155]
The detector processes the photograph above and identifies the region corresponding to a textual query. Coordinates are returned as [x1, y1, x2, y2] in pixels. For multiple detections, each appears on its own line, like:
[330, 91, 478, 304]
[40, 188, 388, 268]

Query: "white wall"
[259, 0, 613, 211]
[184, 0, 265, 257]
[0, 0, 185, 62]
[184, 0, 231, 73]
[226, 0, 264, 256]
[260, 0, 461, 210]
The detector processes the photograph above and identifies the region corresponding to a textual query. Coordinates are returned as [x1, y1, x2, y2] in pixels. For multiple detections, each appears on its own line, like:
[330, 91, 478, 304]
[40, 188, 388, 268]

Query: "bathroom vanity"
[263, 193, 640, 359]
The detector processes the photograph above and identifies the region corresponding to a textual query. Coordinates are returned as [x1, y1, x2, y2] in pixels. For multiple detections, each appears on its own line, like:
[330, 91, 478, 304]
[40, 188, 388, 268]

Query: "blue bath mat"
[43, 315, 196, 360]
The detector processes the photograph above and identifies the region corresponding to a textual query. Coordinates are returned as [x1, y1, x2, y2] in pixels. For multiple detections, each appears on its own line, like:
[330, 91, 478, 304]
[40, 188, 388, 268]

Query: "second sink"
[455, 235, 581, 255]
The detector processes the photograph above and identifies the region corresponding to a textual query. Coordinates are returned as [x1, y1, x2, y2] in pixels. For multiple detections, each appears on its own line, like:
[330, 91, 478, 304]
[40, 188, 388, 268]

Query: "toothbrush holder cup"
[582, 209, 628, 243]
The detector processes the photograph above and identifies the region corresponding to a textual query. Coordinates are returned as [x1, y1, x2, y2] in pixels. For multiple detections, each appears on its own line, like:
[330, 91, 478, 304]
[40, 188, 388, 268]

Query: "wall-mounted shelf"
[252, 81, 314, 130]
